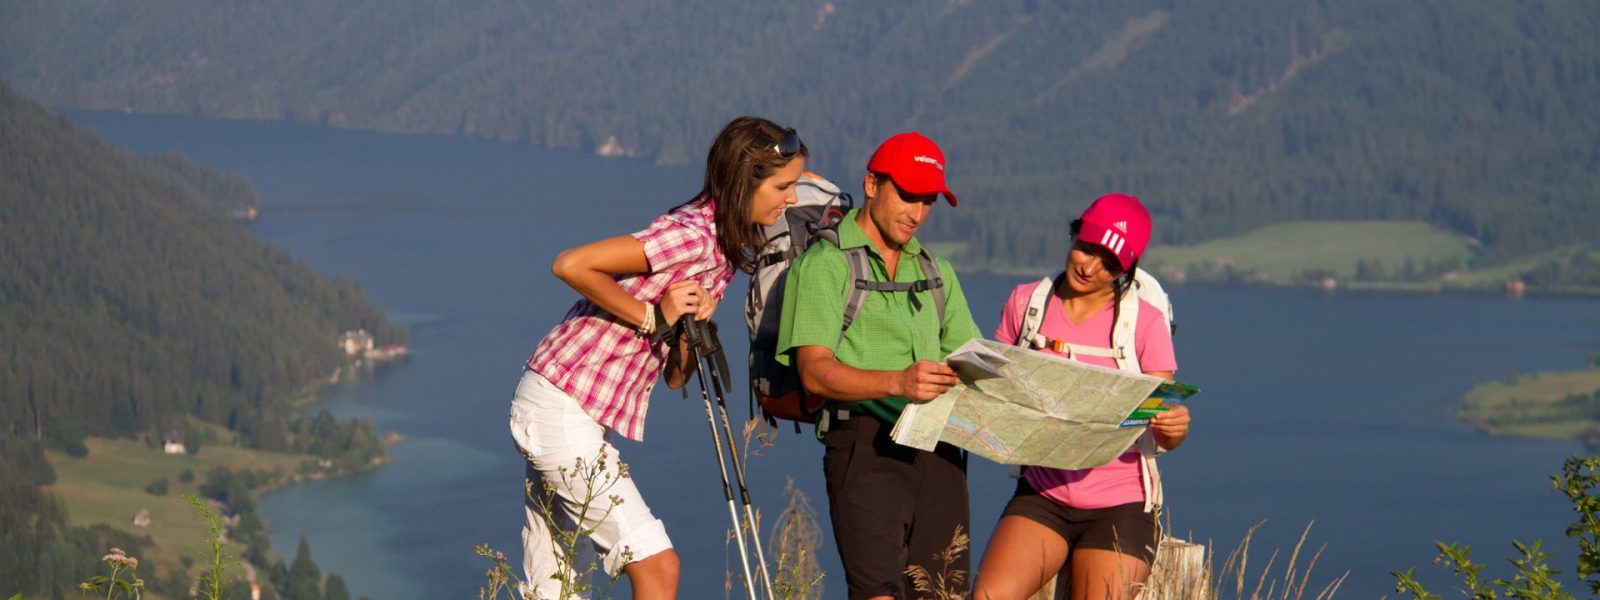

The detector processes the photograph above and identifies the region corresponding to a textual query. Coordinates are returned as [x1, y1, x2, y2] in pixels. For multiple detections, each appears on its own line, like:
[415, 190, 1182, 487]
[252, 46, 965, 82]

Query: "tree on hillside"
[288, 536, 324, 600]
[324, 573, 352, 600]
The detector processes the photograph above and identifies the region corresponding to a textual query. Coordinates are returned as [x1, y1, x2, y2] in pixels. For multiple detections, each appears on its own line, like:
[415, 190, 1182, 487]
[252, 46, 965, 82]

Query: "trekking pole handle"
[680, 317, 708, 353]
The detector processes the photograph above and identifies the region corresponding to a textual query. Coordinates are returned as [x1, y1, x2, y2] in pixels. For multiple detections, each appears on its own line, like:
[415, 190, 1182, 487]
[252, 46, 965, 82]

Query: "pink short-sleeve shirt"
[527, 198, 733, 442]
[994, 279, 1176, 509]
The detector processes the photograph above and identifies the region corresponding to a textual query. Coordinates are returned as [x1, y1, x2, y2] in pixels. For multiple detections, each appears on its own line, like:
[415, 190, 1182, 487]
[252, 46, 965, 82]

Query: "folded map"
[893, 339, 1198, 470]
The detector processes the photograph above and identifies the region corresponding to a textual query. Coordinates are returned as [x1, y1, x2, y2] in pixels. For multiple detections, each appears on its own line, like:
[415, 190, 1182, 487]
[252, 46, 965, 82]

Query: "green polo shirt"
[775, 209, 982, 424]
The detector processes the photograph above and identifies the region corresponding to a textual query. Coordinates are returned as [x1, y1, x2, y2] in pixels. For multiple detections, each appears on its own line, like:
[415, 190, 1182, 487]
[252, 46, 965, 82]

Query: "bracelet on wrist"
[638, 303, 656, 336]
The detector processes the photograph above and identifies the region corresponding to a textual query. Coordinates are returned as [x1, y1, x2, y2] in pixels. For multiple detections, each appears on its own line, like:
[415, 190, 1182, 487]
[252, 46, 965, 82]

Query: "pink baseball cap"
[1077, 193, 1151, 270]
[867, 132, 958, 206]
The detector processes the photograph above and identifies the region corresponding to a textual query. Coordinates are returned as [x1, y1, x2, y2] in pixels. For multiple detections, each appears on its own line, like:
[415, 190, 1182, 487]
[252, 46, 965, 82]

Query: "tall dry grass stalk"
[1027, 521, 1344, 600]
[907, 525, 971, 600]
[1204, 520, 1347, 600]
[769, 478, 825, 599]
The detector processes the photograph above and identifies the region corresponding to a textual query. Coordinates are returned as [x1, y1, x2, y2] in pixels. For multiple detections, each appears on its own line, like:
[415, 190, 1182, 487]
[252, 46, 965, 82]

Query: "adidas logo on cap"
[1114, 220, 1128, 232]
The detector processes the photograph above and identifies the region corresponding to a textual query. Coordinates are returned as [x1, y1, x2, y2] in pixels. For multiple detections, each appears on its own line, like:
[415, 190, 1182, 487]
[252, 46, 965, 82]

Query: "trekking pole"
[693, 320, 776, 600]
[681, 318, 761, 600]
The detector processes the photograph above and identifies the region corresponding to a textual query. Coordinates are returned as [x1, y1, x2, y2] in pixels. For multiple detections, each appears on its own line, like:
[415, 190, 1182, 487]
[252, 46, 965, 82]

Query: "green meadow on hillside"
[44, 427, 311, 586]
[1145, 220, 1476, 283]
[1460, 368, 1600, 441]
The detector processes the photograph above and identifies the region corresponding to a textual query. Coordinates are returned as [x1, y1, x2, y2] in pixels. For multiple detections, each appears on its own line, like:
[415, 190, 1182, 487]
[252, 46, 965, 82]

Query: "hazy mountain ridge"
[2, 0, 1596, 273]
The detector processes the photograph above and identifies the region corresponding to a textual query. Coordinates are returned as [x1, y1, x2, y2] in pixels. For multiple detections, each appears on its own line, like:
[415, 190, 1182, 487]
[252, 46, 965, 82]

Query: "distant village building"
[366, 343, 409, 361]
[230, 205, 260, 222]
[595, 135, 633, 157]
[340, 330, 375, 355]
[162, 432, 185, 455]
[132, 508, 151, 528]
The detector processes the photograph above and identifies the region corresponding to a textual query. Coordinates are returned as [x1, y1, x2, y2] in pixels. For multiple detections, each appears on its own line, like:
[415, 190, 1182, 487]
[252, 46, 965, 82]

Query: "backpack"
[1013, 268, 1175, 513]
[744, 173, 947, 429]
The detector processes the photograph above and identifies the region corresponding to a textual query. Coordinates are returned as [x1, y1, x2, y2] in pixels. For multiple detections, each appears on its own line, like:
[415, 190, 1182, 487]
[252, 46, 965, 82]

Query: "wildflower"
[101, 547, 140, 568]
[495, 551, 506, 563]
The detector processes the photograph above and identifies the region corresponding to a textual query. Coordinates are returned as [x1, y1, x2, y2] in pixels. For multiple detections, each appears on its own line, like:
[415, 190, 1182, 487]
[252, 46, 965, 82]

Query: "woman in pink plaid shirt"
[511, 116, 808, 599]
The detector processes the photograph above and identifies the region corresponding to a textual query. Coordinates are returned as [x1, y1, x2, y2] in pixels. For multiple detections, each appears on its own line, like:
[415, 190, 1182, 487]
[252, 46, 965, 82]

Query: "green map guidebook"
[1119, 380, 1200, 427]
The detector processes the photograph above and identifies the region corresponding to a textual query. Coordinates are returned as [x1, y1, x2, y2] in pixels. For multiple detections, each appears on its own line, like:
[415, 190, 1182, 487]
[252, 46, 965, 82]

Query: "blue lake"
[69, 111, 1600, 599]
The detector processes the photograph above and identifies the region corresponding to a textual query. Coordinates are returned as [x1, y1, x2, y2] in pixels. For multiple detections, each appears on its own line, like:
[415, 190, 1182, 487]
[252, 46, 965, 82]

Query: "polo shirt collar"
[839, 208, 924, 258]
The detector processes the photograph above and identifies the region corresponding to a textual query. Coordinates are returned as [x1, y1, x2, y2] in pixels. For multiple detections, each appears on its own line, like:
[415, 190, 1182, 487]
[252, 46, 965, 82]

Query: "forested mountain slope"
[2, 0, 1595, 269]
[0, 80, 403, 448]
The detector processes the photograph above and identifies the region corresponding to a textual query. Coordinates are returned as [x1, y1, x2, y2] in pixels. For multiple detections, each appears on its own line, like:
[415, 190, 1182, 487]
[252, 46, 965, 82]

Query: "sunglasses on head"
[769, 129, 802, 159]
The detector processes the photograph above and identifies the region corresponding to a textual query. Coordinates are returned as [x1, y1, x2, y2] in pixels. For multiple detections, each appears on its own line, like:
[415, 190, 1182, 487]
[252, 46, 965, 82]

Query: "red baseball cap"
[866, 132, 958, 206]
[1077, 193, 1151, 270]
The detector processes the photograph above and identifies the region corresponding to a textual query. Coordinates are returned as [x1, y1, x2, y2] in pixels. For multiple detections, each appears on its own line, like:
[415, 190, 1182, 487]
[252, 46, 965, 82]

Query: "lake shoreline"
[956, 262, 1600, 299]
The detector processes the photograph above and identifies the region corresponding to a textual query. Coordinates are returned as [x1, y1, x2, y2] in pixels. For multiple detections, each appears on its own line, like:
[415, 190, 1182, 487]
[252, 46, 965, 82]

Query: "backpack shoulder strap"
[1017, 274, 1057, 349]
[915, 249, 946, 326]
[840, 246, 873, 336]
[1112, 280, 1142, 373]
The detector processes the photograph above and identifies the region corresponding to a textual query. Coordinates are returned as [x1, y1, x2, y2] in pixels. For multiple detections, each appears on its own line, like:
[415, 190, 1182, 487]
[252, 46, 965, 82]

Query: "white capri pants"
[509, 371, 672, 599]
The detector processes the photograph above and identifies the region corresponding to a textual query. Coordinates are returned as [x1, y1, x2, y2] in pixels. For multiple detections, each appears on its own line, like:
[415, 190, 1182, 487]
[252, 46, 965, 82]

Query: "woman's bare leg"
[1069, 548, 1149, 600]
[622, 549, 680, 600]
[974, 516, 1069, 600]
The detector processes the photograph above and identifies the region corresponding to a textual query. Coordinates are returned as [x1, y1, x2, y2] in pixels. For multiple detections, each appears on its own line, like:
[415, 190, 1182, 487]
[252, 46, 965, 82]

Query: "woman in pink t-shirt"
[510, 117, 807, 600]
[974, 194, 1192, 600]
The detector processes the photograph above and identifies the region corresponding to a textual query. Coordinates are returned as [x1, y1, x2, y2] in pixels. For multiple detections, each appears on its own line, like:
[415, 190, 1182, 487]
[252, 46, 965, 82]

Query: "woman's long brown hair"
[695, 116, 808, 273]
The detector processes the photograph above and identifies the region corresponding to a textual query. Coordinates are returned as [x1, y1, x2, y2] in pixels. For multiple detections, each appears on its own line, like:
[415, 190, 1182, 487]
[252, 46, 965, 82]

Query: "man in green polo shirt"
[776, 131, 982, 600]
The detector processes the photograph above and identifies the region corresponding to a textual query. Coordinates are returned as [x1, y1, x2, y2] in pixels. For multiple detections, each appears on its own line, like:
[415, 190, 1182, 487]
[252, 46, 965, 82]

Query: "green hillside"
[2, 1, 1596, 283]
[1148, 220, 1475, 282]
[0, 80, 403, 447]
[1461, 368, 1600, 442]
[0, 80, 395, 598]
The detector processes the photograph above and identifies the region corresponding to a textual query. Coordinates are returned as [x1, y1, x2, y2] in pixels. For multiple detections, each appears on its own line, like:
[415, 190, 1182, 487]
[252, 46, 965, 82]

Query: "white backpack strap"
[1042, 342, 1118, 360]
[1132, 269, 1174, 335]
[1010, 277, 1046, 485]
[1017, 275, 1055, 349]
[1111, 277, 1143, 373]
[1138, 430, 1163, 513]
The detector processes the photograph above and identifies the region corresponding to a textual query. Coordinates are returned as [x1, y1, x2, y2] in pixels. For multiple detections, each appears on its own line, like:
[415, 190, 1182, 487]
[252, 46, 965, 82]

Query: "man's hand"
[895, 360, 961, 403]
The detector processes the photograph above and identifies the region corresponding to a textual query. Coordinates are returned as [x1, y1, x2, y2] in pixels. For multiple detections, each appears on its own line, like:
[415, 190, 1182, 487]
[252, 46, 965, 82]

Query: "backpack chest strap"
[1025, 335, 1125, 360]
[839, 246, 947, 336]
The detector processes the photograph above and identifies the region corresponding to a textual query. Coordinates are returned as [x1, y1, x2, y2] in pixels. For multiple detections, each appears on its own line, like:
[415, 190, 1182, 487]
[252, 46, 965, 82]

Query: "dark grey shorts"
[1001, 478, 1160, 564]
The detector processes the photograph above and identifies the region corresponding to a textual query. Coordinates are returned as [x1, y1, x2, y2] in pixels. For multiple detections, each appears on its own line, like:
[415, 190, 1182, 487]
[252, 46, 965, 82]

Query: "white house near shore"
[340, 329, 375, 355]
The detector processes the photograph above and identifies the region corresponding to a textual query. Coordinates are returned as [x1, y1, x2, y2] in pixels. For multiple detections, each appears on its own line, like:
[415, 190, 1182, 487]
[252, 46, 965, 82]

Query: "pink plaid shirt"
[527, 198, 734, 441]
